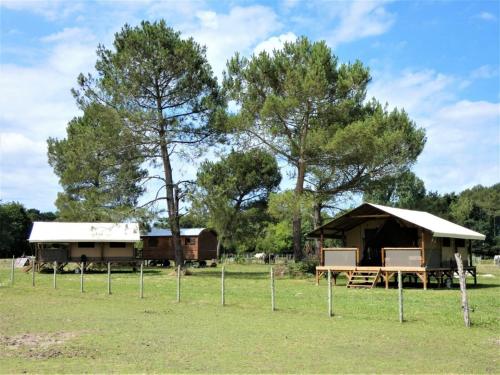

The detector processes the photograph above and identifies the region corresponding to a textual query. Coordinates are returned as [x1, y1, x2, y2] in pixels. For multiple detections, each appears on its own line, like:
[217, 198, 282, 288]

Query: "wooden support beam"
[420, 230, 426, 267]
[320, 230, 324, 266]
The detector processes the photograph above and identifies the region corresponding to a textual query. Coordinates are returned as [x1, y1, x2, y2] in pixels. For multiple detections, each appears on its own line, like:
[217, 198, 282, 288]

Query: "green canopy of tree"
[191, 149, 281, 255]
[224, 37, 425, 259]
[74, 20, 225, 266]
[48, 103, 147, 221]
[0, 202, 57, 258]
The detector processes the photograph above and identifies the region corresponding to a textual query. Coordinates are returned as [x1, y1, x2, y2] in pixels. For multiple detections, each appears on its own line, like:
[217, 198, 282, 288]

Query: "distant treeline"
[0, 202, 56, 258]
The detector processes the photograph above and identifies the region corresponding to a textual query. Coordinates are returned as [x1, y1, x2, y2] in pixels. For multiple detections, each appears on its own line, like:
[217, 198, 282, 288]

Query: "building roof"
[308, 203, 486, 241]
[143, 228, 210, 237]
[29, 222, 140, 243]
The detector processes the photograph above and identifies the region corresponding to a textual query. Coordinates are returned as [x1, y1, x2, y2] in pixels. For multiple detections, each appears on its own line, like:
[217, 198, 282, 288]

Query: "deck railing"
[382, 247, 423, 267]
[322, 247, 359, 267]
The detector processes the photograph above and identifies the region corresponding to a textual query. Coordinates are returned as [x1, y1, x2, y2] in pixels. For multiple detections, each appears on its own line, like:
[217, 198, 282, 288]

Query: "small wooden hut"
[29, 222, 140, 269]
[308, 203, 485, 289]
[142, 228, 217, 265]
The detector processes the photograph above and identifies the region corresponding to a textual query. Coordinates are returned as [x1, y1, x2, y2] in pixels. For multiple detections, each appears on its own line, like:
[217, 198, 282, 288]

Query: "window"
[110, 242, 126, 248]
[456, 239, 465, 247]
[148, 237, 158, 247]
[185, 237, 196, 245]
[78, 242, 95, 248]
[442, 238, 451, 247]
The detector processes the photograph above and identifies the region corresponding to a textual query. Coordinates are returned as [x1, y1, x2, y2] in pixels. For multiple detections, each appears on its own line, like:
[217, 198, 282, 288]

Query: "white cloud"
[253, 32, 297, 55]
[180, 6, 281, 77]
[329, 1, 395, 45]
[41, 27, 94, 43]
[0, 0, 84, 20]
[0, 30, 98, 210]
[470, 65, 499, 80]
[369, 69, 500, 193]
[369, 69, 457, 114]
[476, 11, 496, 21]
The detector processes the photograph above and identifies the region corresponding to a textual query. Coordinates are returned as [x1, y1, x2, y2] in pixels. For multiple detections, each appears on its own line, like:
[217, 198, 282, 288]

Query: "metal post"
[176, 265, 181, 303]
[221, 266, 225, 306]
[80, 262, 84, 293]
[31, 256, 35, 287]
[107, 262, 111, 295]
[139, 263, 144, 299]
[10, 255, 15, 285]
[398, 271, 404, 323]
[271, 267, 275, 311]
[53, 261, 57, 289]
[328, 270, 332, 317]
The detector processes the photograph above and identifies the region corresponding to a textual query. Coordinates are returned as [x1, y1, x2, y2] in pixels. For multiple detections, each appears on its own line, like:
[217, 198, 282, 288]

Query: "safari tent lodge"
[142, 228, 218, 266]
[29, 222, 140, 270]
[308, 203, 485, 289]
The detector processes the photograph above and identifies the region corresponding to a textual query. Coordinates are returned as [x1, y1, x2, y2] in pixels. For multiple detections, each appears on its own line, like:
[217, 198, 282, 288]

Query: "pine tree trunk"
[159, 128, 184, 268]
[293, 160, 306, 260]
[313, 202, 323, 257]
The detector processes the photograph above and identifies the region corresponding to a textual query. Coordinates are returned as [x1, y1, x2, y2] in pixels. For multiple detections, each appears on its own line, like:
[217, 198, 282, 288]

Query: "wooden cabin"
[142, 228, 217, 265]
[308, 203, 485, 289]
[29, 222, 140, 269]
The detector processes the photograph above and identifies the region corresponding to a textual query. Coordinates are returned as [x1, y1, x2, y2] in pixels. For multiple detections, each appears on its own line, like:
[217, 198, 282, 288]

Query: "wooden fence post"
[107, 262, 111, 295]
[53, 261, 57, 289]
[139, 263, 144, 299]
[31, 257, 35, 287]
[176, 265, 181, 303]
[328, 270, 333, 317]
[80, 263, 84, 293]
[398, 271, 404, 323]
[10, 255, 15, 285]
[270, 267, 275, 311]
[221, 266, 225, 306]
[454, 253, 471, 327]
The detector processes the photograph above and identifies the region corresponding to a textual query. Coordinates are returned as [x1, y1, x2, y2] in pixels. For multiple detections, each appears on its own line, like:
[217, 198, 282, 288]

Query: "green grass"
[0, 260, 498, 374]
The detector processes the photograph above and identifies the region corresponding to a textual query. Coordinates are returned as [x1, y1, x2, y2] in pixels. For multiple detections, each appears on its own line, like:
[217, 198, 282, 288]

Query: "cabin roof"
[29, 222, 140, 243]
[143, 228, 210, 237]
[308, 203, 486, 241]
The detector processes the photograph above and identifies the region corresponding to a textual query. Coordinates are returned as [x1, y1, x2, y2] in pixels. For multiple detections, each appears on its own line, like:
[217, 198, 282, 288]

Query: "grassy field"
[0, 260, 498, 374]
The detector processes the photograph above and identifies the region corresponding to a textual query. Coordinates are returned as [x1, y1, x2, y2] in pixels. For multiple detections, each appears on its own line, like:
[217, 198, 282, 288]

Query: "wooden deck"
[316, 265, 477, 290]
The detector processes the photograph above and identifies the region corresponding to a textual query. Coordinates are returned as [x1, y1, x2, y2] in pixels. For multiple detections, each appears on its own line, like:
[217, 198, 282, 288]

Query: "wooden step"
[347, 269, 381, 289]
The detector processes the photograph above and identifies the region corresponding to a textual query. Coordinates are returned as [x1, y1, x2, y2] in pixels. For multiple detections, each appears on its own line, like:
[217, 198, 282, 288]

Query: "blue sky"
[1, 0, 499, 212]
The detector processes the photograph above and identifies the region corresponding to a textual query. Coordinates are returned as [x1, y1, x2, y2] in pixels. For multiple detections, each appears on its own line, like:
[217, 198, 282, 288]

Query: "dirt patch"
[0, 332, 96, 359]
[1, 332, 77, 350]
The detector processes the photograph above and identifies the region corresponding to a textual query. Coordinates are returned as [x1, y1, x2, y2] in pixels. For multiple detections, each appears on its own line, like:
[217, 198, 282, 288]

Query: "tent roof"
[308, 203, 486, 241]
[29, 222, 140, 243]
[143, 228, 212, 237]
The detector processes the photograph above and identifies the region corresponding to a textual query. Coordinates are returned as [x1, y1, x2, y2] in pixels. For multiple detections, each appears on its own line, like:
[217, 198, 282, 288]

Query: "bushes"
[287, 258, 319, 277]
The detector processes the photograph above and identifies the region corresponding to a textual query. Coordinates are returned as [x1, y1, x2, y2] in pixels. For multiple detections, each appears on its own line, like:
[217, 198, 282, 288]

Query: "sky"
[0, 0, 499, 212]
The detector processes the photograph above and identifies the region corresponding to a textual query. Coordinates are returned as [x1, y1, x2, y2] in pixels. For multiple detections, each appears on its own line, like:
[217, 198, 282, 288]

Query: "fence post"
[139, 263, 144, 299]
[176, 265, 181, 303]
[271, 267, 275, 311]
[10, 255, 15, 285]
[328, 270, 333, 317]
[398, 271, 404, 323]
[31, 257, 35, 287]
[53, 261, 57, 289]
[221, 266, 225, 306]
[80, 262, 84, 293]
[454, 253, 471, 327]
[107, 262, 111, 295]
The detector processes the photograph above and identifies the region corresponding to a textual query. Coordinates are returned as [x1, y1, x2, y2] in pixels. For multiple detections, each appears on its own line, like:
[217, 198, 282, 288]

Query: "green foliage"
[364, 170, 426, 209]
[0, 202, 57, 257]
[48, 103, 147, 221]
[224, 36, 425, 258]
[74, 20, 225, 265]
[255, 221, 293, 254]
[191, 149, 281, 254]
[287, 258, 319, 277]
